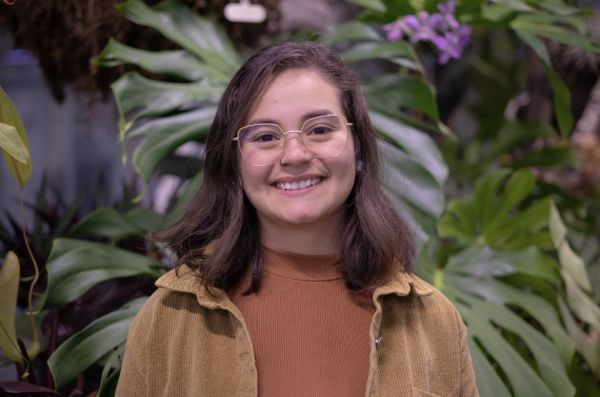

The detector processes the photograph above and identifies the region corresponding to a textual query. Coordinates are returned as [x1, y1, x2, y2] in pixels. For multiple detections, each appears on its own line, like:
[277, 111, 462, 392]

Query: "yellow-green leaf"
[0, 122, 30, 164]
[0, 252, 23, 363]
[0, 86, 32, 187]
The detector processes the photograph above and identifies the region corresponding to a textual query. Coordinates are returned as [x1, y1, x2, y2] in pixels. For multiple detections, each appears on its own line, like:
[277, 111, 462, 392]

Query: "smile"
[274, 178, 322, 191]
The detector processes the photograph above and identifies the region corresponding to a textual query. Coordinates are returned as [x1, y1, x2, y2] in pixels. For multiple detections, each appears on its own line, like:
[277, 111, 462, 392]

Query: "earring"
[356, 160, 363, 172]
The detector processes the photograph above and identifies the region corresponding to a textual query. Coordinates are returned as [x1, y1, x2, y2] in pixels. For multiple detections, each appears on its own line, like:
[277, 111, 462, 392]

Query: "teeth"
[276, 178, 321, 191]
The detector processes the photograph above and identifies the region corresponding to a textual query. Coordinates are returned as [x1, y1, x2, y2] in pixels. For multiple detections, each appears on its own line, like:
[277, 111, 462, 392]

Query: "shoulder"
[128, 287, 195, 337]
[380, 272, 465, 335]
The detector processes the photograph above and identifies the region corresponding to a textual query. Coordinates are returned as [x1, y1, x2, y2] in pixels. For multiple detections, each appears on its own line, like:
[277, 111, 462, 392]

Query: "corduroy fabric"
[116, 263, 479, 397]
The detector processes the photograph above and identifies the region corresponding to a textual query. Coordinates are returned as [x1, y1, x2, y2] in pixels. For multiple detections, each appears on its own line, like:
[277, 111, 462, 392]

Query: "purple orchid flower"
[384, 0, 470, 64]
[437, 0, 460, 30]
[432, 24, 471, 64]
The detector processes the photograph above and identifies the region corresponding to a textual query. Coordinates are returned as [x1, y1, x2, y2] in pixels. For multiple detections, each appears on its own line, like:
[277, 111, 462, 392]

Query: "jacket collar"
[372, 270, 434, 299]
[156, 264, 434, 309]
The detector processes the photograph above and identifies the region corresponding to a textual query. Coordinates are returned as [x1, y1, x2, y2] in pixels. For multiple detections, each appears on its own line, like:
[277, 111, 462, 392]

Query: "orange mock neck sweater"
[229, 245, 375, 397]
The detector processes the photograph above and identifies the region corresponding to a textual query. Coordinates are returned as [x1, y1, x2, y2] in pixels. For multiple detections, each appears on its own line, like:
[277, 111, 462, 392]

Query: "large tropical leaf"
[549, 202, 600, 375]
[94, 39, 205, 81]
[68, 208, 143, 241]
[116, 0, 240, 75]
[375, 117, 447, 245]
[44, 239, 161, 308]
[426, 168, 600, 395]
[97, 0, 235, 196]
[48, 298, 146, 390]
[418, 239, 574, 397]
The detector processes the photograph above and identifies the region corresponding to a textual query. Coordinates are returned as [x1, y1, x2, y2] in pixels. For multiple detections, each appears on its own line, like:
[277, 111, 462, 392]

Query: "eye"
[253, 132, 280, 142]
[306, 124, 335, 135]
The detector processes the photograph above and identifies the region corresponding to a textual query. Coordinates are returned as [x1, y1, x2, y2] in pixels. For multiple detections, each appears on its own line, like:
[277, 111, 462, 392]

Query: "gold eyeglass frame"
[232, 114, 353, 166]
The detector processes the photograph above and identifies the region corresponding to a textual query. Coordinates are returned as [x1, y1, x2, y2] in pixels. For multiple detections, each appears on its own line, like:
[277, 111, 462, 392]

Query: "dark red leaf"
[0, 381, 60, 395]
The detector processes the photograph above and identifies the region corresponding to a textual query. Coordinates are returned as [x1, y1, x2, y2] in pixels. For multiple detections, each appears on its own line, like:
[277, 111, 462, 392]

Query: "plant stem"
[18, 190, 40, 359]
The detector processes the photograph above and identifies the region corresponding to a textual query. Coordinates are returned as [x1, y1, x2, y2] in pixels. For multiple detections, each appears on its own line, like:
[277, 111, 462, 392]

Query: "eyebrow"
[247, 109, 335, 126]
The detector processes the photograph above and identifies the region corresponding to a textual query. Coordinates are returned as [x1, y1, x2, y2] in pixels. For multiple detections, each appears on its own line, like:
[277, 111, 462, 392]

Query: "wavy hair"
[154, 41, 415, 293]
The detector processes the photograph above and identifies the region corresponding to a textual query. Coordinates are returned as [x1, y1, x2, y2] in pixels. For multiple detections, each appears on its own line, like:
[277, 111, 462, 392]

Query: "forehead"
[246, 68, 343, 124]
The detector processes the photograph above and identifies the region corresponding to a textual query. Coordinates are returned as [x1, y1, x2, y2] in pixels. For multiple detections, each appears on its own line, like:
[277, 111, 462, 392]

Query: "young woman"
[116, 41, 479, 397]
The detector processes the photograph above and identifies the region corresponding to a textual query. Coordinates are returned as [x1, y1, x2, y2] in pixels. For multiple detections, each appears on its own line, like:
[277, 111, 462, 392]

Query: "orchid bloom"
[384, 0, 470, 64]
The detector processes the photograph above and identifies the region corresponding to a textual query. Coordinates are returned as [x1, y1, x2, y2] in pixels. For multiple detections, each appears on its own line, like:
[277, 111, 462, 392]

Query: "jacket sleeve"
[115, 304, 149, 396]
[458, 318, 480, 397]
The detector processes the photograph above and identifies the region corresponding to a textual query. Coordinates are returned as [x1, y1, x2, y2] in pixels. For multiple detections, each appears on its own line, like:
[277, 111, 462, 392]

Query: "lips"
[274, 177, 322, 191]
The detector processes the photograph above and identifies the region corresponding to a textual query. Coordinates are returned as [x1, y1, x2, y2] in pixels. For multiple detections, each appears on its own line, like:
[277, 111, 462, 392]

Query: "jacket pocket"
[412, 386, 441, 397]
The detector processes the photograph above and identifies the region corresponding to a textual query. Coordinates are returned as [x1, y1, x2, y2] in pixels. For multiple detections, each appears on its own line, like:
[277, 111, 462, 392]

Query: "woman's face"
[238, 68, 356, 234]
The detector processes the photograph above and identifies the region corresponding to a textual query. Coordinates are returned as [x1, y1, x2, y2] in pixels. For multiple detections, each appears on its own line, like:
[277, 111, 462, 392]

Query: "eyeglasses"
[233, 114, 352, 166]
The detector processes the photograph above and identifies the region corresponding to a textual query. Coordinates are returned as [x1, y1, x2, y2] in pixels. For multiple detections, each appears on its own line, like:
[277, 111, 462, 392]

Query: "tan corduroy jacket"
[116, 266, 479, 397]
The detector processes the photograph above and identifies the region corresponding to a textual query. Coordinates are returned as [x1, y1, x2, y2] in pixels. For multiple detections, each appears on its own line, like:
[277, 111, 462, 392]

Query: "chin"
[281, 213, 321, 226]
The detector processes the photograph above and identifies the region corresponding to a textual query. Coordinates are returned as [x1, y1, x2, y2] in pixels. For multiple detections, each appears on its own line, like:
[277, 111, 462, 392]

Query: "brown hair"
[155, 41, 415, 293]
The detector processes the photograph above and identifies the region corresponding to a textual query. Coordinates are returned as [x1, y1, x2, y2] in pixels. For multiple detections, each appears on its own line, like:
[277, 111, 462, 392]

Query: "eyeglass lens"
[237, 114, 348, 166]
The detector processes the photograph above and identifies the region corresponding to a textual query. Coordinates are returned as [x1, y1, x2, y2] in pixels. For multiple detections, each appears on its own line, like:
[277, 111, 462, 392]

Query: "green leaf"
[512, 15, 600, 54]
[558, 297, 600, 374]
[341, 41, 418, 65]
[69, 208, 143, 240]
[512, 146, 576, 168]
[437, 198, 478, 242]
[365, 75, 439, 120]
[116, 0, 240, 74]
[348, 0, 387, 12]
[0, 86, 31, 188]
[453, 290, 573, 397]
[514, 30, 573, 136]
[538, 2, 593, 17]
[469, 337, 512, 397]
[440, 169, 551, 250]
[379, 141, 442, 244]
[48, 298, 146, 390]
[446, 245, 558, 284]
[44, 239, 161, 308]
[481, 169, 536, 238]
[420, 231, 577, 396]
[486, 197, 553, 249]
[543, 63, 573, 138]
[0, 122, 29, 164]
[489, 0, 534, 12]
[455, 276, 573, 362]
[320, 21, 382, 45]
[112, 72, 222, 139]
[0, 252, 22, 363]
[124, 207, 165, 232]
[131, 107, 214, 184]
[480, 4, 518, 23]
[93, 39, 204, 81]
[549, 203, 591, 291]
[97, 344, 125, 397]
[370, 111, 447, 185]
[473, 169, 512, 229]
[485, 121, 556, 162]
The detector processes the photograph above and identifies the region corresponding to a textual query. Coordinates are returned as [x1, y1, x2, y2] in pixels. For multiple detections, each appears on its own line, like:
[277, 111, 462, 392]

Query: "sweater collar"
[155, 264, 434, 309]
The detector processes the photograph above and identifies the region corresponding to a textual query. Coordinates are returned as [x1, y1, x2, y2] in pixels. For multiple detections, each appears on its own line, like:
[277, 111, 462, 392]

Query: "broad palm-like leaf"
[94, 0, 240, 193]
[426, 169, 600, 396]
[48, 298, 147, 390]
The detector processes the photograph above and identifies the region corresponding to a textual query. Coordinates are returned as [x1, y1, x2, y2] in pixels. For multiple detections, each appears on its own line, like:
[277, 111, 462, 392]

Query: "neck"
[259, 216, 342, 255]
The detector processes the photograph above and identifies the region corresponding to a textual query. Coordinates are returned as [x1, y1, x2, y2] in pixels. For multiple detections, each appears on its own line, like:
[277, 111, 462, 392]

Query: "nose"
[279, 131, 313, 165]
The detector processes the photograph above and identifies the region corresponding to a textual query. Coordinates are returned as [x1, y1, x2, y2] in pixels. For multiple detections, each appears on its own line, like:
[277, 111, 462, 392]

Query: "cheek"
[239, 163, 269, 202]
